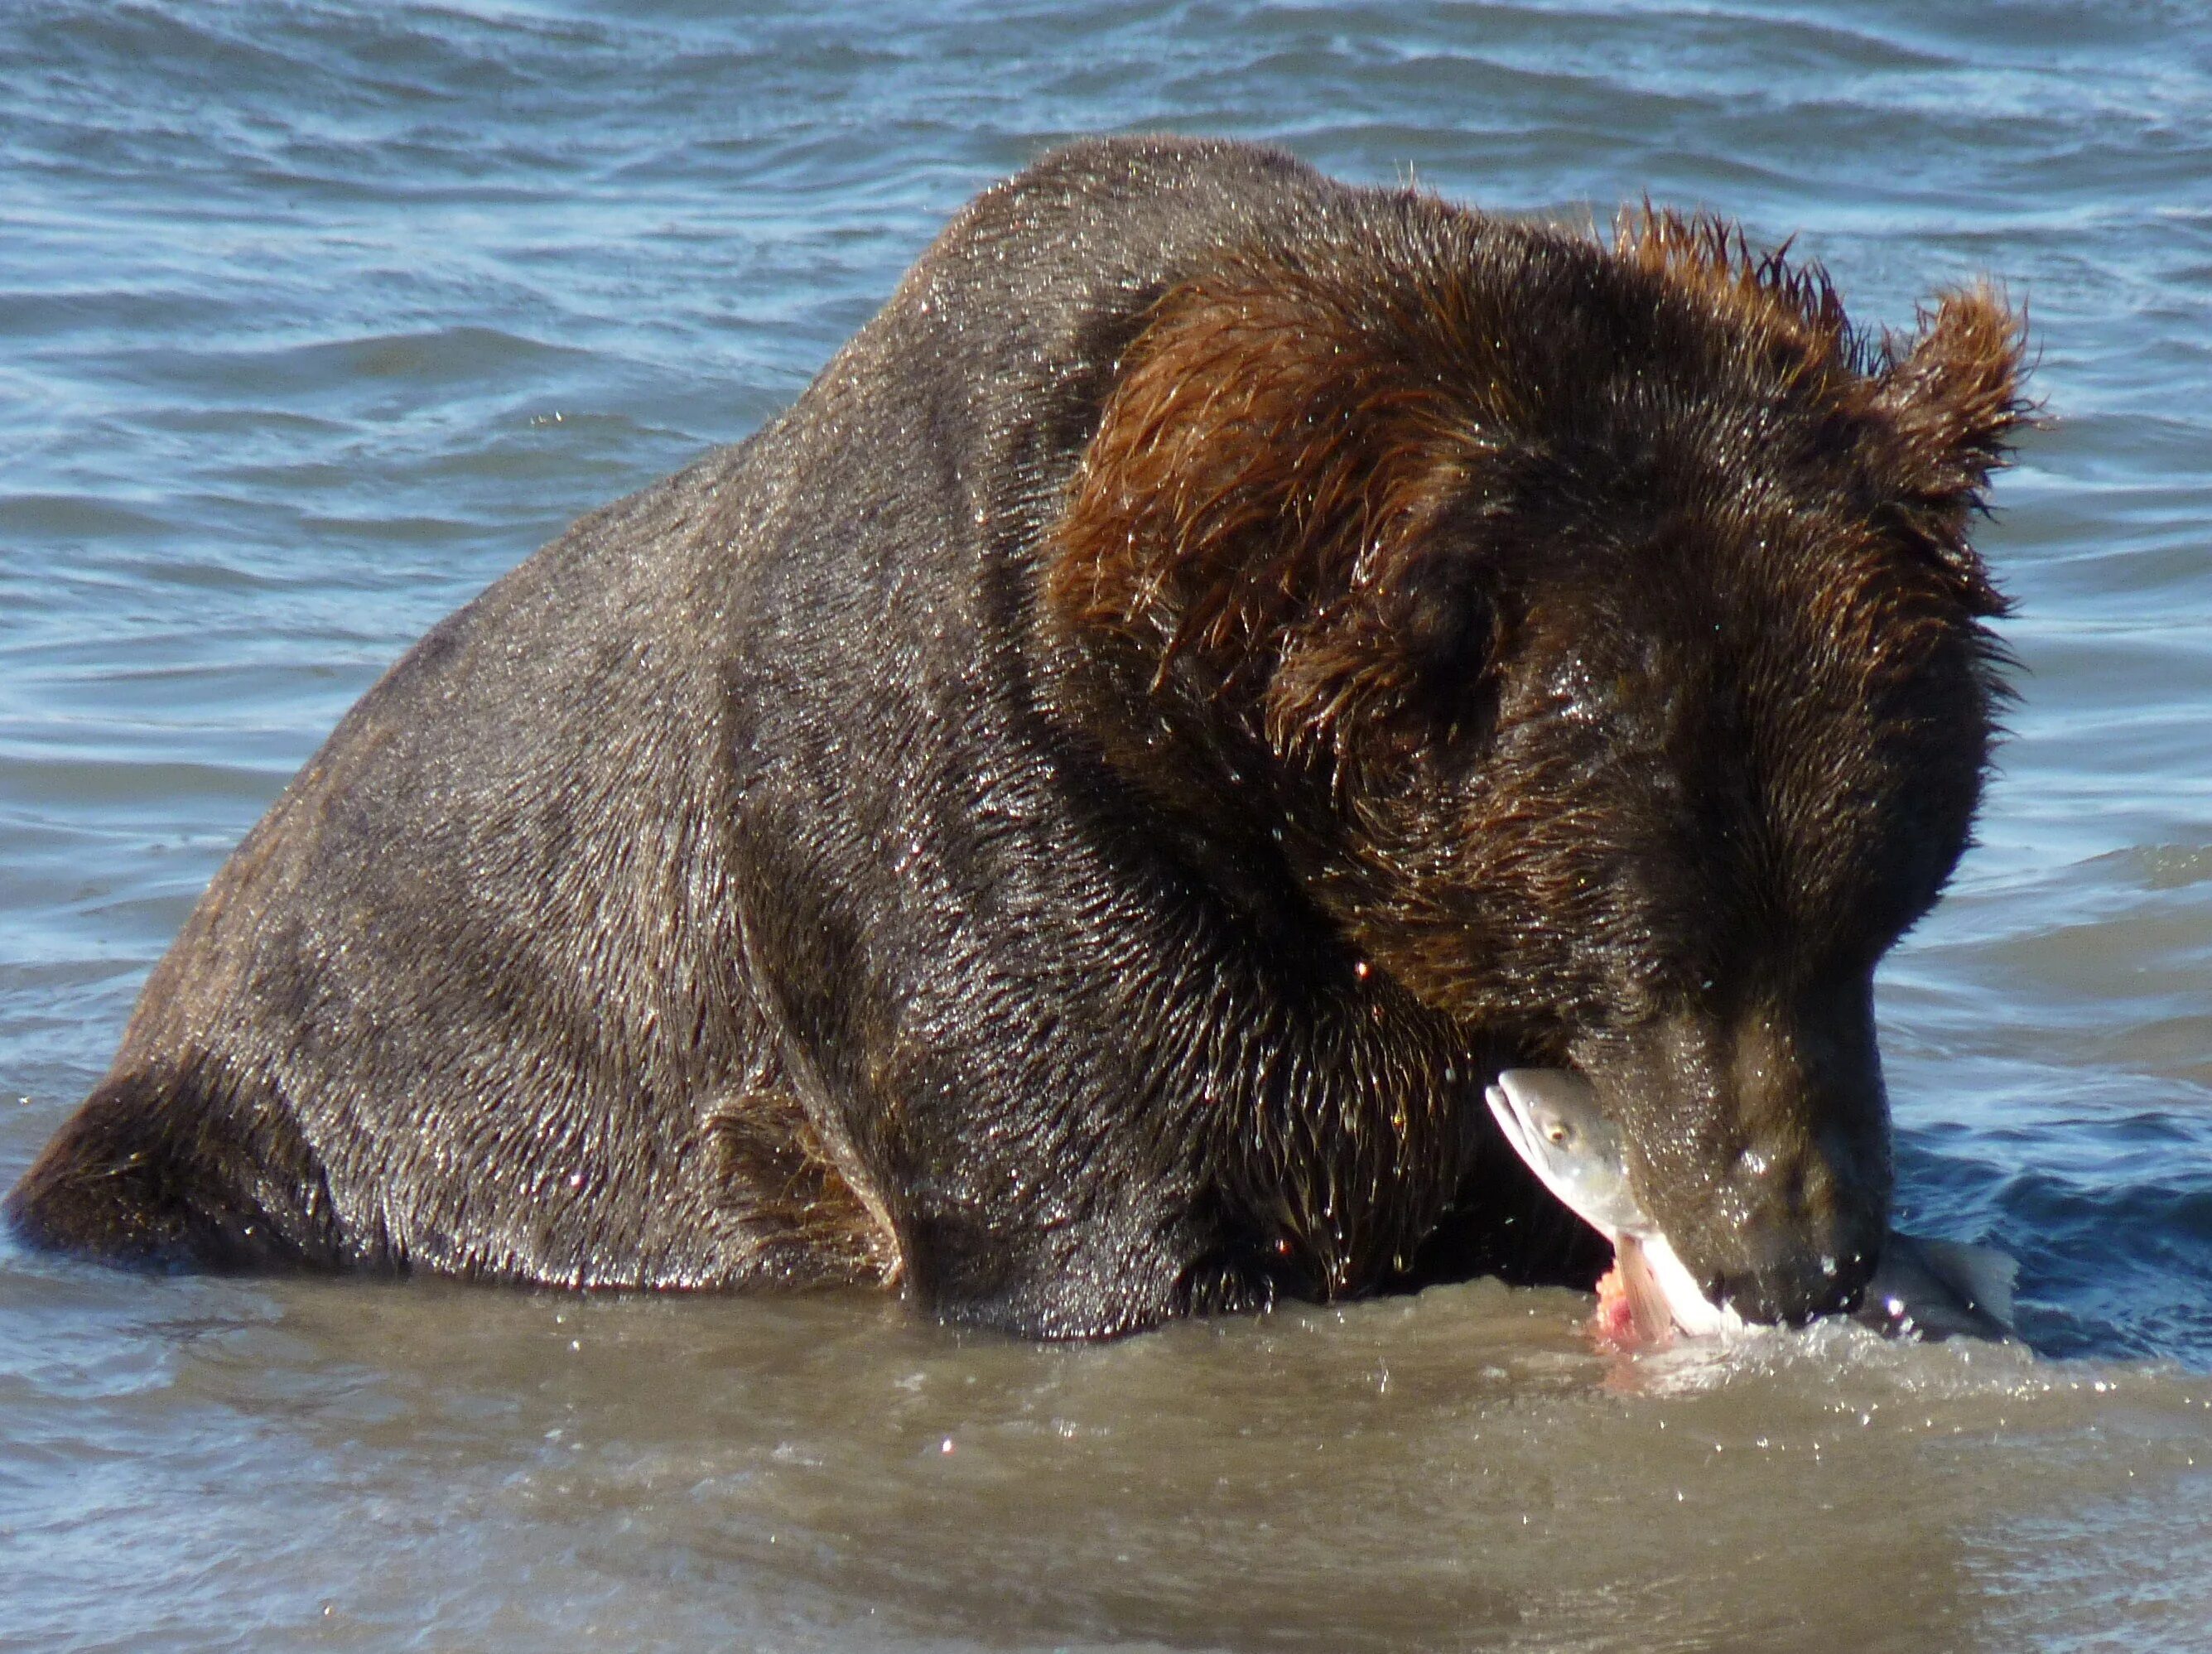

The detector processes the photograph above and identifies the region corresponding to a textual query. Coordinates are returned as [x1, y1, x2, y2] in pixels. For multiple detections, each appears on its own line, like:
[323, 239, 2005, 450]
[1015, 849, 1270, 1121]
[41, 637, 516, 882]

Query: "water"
[2, 2, 2209, 1648]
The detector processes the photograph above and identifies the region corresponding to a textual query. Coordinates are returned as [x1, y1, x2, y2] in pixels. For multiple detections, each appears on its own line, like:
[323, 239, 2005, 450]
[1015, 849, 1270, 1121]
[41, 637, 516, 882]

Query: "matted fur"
[10, 139, 2034, 1335]
[1051, 201, 2027, 796]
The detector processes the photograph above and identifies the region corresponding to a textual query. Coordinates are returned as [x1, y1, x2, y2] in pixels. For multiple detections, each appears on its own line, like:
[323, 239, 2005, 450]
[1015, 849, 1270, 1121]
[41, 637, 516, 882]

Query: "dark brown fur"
[11, 139, 2028, 1333]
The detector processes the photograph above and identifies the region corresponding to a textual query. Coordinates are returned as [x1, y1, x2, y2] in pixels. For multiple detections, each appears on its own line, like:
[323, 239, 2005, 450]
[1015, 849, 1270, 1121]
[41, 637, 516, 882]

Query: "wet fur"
[9, 137, 2026, 1334]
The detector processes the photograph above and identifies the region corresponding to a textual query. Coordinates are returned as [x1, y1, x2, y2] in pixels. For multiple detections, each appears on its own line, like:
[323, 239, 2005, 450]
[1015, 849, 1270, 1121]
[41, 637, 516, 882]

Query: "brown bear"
[6, 137, 2029, 1338]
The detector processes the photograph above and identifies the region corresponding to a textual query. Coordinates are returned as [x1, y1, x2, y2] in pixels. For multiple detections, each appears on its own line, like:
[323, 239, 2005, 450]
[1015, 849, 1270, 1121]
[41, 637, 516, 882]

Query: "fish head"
[1488, 1067, 1747, 1341]
[1485, 1068, 1646, 1239]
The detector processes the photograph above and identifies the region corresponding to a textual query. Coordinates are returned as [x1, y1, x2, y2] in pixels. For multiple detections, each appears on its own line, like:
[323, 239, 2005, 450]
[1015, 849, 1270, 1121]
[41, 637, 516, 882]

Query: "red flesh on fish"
[1593, 1236, 1676, 1348]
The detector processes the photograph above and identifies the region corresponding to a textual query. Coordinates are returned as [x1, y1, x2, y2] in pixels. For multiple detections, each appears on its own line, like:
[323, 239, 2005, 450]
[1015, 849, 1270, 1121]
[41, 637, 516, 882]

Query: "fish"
[1484, 1068, 2017, 1345]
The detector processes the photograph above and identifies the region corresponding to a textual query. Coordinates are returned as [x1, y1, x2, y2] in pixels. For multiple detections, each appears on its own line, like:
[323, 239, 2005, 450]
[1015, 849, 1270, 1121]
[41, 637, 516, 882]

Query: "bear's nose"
[1708, 1238, 1877, 1327]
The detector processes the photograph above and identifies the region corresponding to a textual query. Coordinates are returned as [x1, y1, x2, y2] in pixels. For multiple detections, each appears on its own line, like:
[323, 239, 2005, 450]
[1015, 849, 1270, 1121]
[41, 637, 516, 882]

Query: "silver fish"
[1485, 1068, 2017, 1344]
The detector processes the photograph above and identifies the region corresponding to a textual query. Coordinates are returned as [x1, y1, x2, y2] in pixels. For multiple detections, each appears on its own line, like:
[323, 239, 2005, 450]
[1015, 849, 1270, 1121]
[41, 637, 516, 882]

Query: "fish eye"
[1545, 1125, 1572, 1146]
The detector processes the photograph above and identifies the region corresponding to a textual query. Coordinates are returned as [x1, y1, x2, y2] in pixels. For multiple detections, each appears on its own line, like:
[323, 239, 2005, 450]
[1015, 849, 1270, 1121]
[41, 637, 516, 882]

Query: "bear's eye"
[1383, 555, 1500, 753]
[1399, 571, 1492, 692]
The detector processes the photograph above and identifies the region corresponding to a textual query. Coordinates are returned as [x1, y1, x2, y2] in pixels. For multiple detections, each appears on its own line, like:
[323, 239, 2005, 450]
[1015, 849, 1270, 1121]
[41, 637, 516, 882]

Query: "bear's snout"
[1574, 992, 1894, 1326]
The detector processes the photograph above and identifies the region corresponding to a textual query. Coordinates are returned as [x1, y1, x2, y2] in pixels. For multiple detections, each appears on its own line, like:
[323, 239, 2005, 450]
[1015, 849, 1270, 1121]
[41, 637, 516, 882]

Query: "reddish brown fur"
[1050, 246, 1506, 774]
[1050, 207, 2028, 1020]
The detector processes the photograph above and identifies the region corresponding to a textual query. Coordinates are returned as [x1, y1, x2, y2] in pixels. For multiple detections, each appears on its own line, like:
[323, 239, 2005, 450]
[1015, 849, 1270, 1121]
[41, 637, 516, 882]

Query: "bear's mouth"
[1485, 1067, 1742, 1344]
[1600, 1229, 1742, 1345]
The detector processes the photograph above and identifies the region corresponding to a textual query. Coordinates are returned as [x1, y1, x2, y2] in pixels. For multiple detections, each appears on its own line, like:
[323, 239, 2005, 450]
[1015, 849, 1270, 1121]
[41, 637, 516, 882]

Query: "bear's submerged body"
[8, 138, 2026, 1338]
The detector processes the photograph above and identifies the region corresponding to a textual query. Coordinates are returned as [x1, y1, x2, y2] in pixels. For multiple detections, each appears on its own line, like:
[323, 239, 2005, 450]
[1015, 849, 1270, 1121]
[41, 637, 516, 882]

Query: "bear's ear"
[1873, 284, 2034, 609]
[1048, 254, 1495, 770]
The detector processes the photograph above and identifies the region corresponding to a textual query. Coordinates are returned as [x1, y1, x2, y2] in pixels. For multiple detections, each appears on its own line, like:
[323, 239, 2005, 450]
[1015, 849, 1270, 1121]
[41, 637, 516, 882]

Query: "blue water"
[3, 4, 2210, 1649]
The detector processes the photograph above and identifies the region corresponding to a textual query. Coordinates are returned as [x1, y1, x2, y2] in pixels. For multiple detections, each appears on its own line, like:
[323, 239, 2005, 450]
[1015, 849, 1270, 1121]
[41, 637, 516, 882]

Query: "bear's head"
[1045, 197, 2031, 1324]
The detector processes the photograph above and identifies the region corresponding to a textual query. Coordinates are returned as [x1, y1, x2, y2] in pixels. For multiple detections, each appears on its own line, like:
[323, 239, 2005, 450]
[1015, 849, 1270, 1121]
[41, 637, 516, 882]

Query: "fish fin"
[1908, 1237, 2018, 1332]
[1615, 1236, 1675, 1346]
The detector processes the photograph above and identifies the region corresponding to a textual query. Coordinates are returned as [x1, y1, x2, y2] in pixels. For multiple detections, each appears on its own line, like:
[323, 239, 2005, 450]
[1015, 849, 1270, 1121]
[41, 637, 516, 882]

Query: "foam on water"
[2, 2, 2209, 1648]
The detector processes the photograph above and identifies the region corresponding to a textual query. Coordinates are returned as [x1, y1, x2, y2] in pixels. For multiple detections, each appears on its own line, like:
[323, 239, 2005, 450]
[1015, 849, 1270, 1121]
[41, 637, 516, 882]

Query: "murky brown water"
[7, 1250, 2205, 1652]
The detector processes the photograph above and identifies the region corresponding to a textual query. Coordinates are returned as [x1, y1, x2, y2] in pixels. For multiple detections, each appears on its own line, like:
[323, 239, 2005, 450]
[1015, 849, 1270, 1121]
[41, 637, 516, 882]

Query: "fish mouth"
[1482, 1075, 1560, 1208]
[1486, 1068, 1742, 1343]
